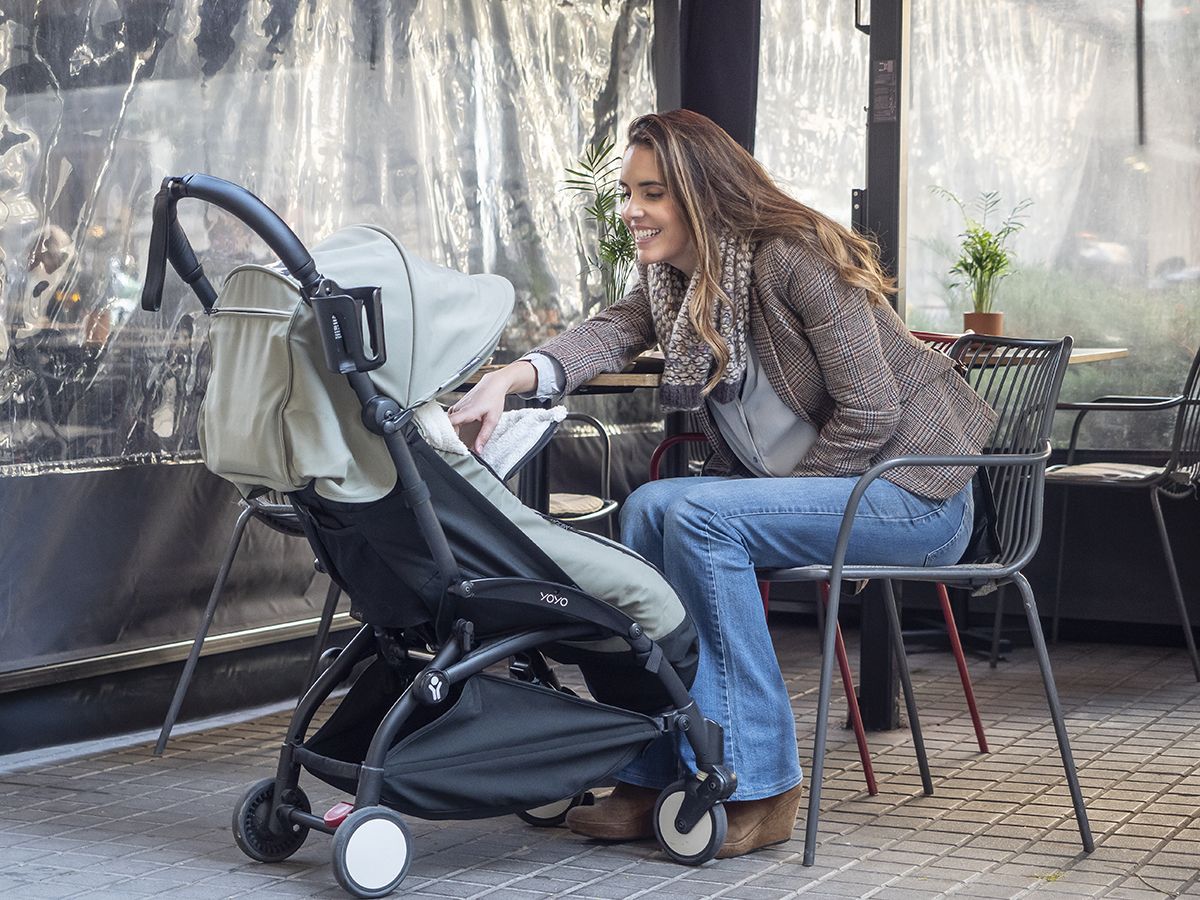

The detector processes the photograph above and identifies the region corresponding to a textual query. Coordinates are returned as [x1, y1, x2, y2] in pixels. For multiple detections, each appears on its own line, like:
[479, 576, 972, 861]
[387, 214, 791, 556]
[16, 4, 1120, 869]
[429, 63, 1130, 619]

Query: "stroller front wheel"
[331, 807, 413, 898]
[653, 780, 727, 865]
[232, 777, 311, 863]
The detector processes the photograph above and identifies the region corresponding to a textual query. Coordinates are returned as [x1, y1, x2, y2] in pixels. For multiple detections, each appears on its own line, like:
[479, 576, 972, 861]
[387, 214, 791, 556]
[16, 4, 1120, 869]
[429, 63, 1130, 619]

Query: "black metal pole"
[857, 0, 909, 730]
[676, 0, 761, 151]
[1135, 0, 1146, 146]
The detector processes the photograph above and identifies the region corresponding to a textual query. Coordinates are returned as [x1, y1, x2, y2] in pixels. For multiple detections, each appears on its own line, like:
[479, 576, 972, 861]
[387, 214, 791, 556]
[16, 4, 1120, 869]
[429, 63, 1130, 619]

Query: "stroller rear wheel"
[331, 806, 413, 898]
[232, 777, 311, 863]
[516, 790, 592, 827]
[653, 780, 727, 865]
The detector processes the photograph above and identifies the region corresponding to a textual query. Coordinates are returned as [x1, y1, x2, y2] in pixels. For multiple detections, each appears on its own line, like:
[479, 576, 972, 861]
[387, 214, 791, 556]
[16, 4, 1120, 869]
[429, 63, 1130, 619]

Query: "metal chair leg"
[937, 583, 989, 753]
[802, 577, 843, 866]
[1150, 489, 1200, 681]
[819, 582, 878, 796]
[303, 580, 343, 690]
[154, 503, 255, 756]
[882, 581, 933, 796]
[1012, 572, 1094, 853]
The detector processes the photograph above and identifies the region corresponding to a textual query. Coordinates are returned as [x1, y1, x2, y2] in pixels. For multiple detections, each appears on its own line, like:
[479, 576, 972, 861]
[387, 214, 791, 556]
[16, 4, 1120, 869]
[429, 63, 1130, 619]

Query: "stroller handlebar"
[141, 173, 320, 313]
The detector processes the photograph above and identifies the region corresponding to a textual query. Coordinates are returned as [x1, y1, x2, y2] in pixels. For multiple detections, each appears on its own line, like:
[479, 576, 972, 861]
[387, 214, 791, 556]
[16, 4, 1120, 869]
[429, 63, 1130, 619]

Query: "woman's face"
[619, 144, 698, 274]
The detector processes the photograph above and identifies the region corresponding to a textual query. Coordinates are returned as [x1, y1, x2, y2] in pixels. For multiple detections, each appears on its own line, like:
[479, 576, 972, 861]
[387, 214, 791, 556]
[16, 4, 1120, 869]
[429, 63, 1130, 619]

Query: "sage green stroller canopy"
[200, 225, 515, 501]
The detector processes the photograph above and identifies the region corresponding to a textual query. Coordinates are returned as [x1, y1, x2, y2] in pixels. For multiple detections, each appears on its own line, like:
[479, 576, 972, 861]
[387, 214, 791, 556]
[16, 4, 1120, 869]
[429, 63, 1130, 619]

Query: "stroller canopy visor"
[200, 225, 514, 501]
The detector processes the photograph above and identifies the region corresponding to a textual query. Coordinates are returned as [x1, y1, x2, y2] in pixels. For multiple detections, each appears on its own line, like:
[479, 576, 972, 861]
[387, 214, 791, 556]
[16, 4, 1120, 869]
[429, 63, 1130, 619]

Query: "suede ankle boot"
[715, 782, 804, 858]
[565, 782, 659, 841]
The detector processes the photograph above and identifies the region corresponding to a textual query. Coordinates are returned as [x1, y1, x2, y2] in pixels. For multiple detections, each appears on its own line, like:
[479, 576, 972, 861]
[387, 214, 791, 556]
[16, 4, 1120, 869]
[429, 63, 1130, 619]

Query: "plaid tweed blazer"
[536, 236, 998, 500]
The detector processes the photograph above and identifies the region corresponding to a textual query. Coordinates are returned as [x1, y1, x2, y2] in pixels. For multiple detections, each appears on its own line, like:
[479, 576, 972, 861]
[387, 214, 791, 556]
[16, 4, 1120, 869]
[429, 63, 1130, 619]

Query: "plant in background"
[565, 138, 635, 315]
[932, 187, 1032, 314]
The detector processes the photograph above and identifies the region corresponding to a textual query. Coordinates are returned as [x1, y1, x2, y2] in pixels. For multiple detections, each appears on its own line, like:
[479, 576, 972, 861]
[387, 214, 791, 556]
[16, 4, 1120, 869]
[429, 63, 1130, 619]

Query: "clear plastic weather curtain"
[0, 1, 656, 474]
[756, 0, 1200, 449]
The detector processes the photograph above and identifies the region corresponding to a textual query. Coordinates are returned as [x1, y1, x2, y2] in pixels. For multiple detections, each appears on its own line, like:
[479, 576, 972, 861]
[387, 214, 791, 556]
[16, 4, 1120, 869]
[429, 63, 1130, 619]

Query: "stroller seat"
[140, 174, 737, 898]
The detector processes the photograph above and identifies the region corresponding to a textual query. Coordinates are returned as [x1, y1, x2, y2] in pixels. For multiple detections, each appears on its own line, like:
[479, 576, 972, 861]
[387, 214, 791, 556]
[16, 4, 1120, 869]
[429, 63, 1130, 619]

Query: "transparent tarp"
[906, 0, 1199, 449]
[0, 0, 656, 474]
[757, 0, 1199, 450]
[756, 0, 868, 228]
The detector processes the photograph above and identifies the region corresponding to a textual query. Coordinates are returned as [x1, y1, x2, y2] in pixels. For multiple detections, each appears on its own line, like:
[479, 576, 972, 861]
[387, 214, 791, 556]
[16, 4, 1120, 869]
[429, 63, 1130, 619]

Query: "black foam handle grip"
[176, 174, 319, 290]
[141, 173, 320, 313]
[167, 218, 217, 309]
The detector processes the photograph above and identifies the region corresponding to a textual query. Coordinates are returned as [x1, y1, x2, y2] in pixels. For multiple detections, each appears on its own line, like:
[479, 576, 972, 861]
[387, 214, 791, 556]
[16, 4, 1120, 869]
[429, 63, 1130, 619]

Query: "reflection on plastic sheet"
[756, 0, 868, 227]
[0, 1, 655, 472]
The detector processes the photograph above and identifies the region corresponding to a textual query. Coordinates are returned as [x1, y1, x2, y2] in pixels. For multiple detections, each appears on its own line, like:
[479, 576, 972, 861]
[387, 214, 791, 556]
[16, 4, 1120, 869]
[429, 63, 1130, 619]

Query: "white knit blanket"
[412, 401, 566, 480]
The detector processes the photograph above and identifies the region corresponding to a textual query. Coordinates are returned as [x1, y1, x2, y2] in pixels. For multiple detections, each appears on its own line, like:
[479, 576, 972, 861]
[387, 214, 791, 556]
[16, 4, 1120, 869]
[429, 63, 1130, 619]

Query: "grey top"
[704, 342, 817, 477]
[523, 346, 816, 478]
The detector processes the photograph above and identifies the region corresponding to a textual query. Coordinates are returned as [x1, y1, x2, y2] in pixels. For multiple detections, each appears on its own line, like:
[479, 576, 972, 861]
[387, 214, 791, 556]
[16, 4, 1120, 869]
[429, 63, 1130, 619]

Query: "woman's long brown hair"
[627, 109, 896, 392]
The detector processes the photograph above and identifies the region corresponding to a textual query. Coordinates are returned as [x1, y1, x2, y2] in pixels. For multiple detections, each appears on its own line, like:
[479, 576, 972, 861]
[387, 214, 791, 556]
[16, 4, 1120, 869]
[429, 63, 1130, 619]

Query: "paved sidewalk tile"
[3, 619, 1198, 898]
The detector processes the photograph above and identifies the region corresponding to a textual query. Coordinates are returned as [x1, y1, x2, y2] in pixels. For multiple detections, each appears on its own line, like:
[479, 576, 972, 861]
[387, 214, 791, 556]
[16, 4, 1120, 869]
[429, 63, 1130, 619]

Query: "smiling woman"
[619, 145, 698, 273]
[447, 108, 998, 859]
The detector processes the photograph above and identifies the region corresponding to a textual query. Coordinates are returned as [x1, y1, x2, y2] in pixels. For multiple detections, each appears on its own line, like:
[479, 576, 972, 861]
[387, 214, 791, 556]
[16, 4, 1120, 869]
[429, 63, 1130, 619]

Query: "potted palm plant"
[932, 188, 1031, 335]
[564, 138, 636, 316]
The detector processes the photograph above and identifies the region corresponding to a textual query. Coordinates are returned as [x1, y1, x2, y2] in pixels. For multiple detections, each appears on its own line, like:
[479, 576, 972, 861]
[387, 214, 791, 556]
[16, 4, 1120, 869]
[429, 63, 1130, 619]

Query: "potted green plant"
[564, 137, 636, 316]
[932, 187, 1031, 335]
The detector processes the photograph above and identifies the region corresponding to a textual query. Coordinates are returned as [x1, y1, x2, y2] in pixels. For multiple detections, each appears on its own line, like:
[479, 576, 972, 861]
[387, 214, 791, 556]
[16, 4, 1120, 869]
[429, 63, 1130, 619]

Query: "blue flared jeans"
[616, 474, 973, 800]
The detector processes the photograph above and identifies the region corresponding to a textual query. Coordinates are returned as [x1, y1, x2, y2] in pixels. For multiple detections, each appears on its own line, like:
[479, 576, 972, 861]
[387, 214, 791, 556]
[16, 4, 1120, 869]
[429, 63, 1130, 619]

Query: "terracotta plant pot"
[963, 311, 1004, 336]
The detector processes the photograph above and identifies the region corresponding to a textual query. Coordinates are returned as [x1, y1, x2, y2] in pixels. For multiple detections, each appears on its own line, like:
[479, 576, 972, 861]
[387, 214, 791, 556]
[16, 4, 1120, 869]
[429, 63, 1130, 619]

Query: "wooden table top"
[461, 346, 1127, 390]
[1067, 347, 1129, 364]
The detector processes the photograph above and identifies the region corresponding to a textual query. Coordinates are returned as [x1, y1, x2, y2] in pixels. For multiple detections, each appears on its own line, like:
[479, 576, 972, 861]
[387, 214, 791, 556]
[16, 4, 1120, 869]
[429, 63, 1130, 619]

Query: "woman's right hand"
[447, 360, 537, 452]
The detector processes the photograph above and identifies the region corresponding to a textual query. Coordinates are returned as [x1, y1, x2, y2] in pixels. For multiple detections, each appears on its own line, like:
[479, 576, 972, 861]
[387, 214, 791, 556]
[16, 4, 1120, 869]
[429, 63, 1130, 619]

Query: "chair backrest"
[950, 334, 1074, 571]
[910, 330, 963, 355]
[1168, 344, 1200, 490]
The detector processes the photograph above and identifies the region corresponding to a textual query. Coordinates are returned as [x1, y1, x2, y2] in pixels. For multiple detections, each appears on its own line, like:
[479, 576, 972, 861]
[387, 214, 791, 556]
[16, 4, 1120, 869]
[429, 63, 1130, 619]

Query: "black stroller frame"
[142, 174, 736, 898]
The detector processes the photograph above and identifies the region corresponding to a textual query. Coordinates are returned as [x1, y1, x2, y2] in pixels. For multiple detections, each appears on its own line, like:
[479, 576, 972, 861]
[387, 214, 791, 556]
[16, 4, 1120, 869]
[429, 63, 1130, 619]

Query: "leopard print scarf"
[645, 235, 755, 411]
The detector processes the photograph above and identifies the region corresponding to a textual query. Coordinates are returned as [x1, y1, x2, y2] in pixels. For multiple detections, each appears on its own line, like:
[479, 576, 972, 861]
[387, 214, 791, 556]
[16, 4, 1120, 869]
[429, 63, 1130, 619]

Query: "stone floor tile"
[3, 622, 1200, 898]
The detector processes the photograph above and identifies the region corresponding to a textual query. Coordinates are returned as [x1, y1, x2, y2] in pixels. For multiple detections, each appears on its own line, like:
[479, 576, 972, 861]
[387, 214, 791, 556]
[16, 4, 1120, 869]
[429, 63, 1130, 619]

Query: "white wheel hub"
[657, 791, 713, 858]
[345, 817, 408, 892]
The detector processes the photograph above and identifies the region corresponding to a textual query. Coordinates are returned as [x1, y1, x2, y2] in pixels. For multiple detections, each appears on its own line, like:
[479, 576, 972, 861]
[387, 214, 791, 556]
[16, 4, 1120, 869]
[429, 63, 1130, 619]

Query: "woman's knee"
[620, 478, 697, 536]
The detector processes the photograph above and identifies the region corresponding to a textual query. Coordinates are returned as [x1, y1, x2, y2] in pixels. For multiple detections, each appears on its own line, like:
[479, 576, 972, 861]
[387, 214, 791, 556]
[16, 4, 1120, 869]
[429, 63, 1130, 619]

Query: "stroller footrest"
[295, 746, 362, 784]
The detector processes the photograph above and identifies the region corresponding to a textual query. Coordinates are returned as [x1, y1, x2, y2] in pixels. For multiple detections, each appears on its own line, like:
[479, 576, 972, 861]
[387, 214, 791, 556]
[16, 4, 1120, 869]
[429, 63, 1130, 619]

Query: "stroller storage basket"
[303, 659, 661, 819]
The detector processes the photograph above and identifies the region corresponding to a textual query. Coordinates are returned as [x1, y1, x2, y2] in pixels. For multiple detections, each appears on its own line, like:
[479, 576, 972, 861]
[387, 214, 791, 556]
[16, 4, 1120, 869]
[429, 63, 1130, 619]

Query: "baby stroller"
[140, 174, 737, 897]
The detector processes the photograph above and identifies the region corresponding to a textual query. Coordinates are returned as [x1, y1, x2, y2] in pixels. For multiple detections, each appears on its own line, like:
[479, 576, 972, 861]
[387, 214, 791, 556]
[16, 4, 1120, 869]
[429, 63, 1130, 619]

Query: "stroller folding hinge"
[413, 668, 451, 705]
[361, 395, 409, 436]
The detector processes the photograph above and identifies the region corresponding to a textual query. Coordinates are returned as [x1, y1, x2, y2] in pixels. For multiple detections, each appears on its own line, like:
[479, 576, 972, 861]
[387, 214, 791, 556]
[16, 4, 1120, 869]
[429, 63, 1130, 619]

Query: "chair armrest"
[819, 443, 1051, 608]
[1057, 395, 1180, 411]
[1056, 395, 1183, 462]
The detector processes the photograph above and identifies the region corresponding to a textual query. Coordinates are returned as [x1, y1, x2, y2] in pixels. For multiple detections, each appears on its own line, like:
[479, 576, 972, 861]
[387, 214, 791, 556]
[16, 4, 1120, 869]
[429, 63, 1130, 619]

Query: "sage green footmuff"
[200, 223, 697, 713]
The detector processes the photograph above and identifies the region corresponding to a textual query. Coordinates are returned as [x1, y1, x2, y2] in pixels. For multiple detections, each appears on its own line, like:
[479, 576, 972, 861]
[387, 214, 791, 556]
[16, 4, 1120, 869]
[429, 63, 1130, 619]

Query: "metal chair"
[759, 334, 1092, 865]
[154, 492, 343, 755]
[547, 412, 619, 538]
[1045, 343, 1200, 679]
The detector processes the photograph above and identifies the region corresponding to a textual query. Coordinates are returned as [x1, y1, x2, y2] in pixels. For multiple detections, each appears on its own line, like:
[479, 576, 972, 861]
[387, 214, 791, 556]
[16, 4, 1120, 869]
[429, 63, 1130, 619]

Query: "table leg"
[859, 580, 900, 730]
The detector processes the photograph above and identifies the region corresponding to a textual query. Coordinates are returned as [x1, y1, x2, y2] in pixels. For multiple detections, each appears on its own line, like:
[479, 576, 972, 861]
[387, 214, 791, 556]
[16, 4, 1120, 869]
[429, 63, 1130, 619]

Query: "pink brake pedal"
[323, 801, 355, 828]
